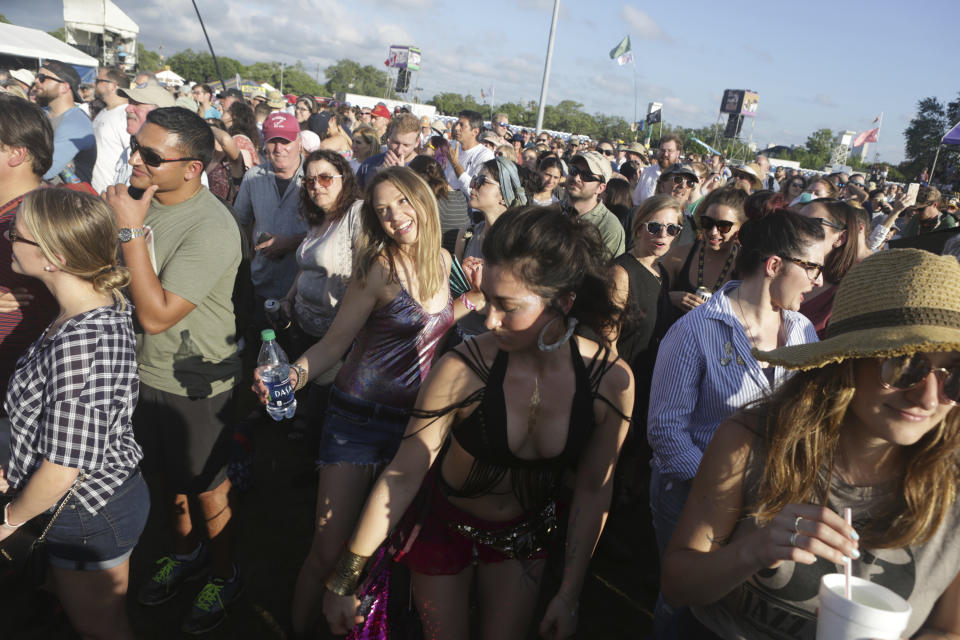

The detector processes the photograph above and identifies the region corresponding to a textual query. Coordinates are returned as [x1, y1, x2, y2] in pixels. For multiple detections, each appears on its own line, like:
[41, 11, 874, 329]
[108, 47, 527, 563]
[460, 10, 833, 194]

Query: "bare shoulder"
[576, 336, 634, 395]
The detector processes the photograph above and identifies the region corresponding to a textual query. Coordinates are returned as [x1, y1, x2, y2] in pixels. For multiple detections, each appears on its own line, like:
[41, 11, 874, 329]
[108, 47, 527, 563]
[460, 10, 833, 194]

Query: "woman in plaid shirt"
[0, 189, 147, 640]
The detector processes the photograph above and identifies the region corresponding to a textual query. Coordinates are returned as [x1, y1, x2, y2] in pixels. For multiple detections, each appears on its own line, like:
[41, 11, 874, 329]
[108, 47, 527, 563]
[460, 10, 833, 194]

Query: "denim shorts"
[316, 386, 410, 467]
[45, 470, 150, 571]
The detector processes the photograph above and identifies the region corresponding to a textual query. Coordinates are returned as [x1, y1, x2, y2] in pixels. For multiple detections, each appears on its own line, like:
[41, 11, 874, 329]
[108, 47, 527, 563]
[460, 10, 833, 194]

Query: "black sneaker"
[137, 545, 209, 606]
[181, 568, 244, 635]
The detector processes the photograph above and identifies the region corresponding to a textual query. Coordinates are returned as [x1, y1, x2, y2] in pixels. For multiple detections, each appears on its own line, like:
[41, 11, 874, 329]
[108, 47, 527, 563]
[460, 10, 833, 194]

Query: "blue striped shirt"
[647, 281, 818, 481]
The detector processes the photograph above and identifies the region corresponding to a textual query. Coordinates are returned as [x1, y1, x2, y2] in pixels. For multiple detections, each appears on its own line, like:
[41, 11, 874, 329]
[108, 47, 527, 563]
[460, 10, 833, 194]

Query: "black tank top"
[673, 240, 700, 295]
[437, 336, 619, 509]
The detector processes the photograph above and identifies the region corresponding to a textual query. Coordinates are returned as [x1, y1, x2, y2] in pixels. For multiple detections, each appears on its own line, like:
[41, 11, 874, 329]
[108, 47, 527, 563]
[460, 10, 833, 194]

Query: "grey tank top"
[692, 445, 960, 640]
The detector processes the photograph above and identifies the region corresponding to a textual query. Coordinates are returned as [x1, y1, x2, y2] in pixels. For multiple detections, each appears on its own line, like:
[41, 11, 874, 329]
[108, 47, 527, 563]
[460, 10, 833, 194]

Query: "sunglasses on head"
[130, 136, 201, 168]
[880, 353, 960, 405]
[640, 221, 683, 237]
[568, 166, 601, 183]
[671, 175, 696, 187]
[698, 216, 735, 234]
[304, 173, 342, 188]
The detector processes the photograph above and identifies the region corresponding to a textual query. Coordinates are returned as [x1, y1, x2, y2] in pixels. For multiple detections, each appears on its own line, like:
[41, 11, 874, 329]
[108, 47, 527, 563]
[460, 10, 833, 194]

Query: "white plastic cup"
[816, 574, 912, 640]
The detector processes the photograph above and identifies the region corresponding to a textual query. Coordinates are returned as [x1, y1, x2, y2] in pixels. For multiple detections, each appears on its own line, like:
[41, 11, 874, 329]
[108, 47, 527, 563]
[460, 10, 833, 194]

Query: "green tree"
[904, 97, 947, 178]
[323, 59, 390, 98]
[0, 14, 11, 24]
[166, 49, 245, 84]
[137, 43, 163, 72]
[48, 27, 66, 42]
[804, 128, 834, 166]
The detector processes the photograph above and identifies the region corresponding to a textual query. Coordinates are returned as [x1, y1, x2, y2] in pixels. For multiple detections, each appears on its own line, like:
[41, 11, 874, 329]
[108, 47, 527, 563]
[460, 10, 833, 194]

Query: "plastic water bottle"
[257, 329, 297, 421]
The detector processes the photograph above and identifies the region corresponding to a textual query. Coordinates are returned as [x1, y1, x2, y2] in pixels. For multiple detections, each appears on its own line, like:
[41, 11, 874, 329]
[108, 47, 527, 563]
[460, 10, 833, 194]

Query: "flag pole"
[632, 54, 639, 139]
[535, 0, 561, 135]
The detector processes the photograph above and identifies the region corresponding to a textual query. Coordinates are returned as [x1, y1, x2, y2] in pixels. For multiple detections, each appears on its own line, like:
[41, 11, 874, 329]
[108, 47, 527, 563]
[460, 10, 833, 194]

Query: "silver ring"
[790, 532, 800, 547]
[794, 516, 803, 533]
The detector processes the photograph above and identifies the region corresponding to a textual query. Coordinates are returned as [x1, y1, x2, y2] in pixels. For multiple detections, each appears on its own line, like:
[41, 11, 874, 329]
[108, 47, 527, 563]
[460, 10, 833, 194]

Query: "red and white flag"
[854, 128, 879, 147]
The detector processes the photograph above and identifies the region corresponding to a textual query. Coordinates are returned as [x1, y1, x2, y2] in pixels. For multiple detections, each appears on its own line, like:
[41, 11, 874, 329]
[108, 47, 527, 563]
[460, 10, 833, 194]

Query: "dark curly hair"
[482, 205, 620, 342]
[226, 101, 261, 148]
[298, 150, 361, 226]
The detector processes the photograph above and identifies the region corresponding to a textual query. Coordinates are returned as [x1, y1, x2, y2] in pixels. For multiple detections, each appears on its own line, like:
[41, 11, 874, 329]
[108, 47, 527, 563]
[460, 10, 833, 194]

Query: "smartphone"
[906, 183, 920, 202]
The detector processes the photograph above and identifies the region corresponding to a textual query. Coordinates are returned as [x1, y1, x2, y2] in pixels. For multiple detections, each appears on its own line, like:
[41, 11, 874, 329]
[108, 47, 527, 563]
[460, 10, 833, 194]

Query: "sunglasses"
[789, 182, 804, 189]
[4, 227, 40, 248]
[671, 175, 697, 187]
[782, 256, 823, 280]
[599, 149, 615, 156]
[568, 166, 601, 183]
[640, 221, 683, 237]
[497, 122, 508, 127]
[470, 174, 498, 190]
[36, 73, 66, 85]
[815, 217, 847, 231]
[130, 136, 201, 168]
[304, 173, 342, 188]
[698, 216, 735, 234]
[879, 353, 960, 405]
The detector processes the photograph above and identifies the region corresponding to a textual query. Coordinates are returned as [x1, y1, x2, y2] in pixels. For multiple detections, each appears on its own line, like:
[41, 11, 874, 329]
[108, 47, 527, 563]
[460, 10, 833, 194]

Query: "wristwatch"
[118, 227, 146, 243]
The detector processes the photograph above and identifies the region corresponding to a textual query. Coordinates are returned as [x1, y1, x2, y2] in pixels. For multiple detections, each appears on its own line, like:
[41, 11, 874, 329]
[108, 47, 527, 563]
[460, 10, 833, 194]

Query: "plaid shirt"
[5, 304, 142, 514]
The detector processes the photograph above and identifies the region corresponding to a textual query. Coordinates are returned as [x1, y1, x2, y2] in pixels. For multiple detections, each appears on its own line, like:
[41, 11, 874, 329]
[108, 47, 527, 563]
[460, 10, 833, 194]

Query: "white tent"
[155, 69, 185, 88]
[0, 23, 99, 69]
[63, 0, 139, 39]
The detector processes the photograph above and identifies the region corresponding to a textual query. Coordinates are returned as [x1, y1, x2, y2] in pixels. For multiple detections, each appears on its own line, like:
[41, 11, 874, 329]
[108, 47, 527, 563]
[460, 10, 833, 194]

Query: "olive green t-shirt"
[135, 187, 242, 398]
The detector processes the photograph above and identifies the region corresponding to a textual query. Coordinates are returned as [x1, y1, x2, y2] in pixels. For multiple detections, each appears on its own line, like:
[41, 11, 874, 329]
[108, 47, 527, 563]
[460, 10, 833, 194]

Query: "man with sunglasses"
[33, 60, 97, 185]
[634, 134, 682, 206]
[657, 163, 700, 245]
[566, 151, 625, 258]
[90, 67, 130, 194]
[491, 112, 510, 146]
[234, 112, 308, 327]
[104, 107, 244, 633]
[0, 95, 59, 395]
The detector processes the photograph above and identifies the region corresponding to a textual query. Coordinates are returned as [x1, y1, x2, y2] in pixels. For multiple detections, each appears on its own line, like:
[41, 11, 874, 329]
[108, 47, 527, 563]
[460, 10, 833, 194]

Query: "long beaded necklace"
[697, 241, 739, 292]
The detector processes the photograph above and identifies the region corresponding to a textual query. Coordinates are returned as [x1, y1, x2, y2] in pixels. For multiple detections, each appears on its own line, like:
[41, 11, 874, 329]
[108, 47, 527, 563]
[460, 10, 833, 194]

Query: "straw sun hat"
[756, 249, 960, 370]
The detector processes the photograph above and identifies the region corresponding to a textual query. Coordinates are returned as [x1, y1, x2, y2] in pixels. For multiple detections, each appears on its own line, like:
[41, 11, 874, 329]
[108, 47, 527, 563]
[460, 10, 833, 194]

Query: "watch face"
[118, 228, 132, 242]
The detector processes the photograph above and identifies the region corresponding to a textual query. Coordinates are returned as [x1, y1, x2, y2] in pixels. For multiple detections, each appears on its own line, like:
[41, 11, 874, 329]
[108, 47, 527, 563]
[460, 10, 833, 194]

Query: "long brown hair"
[749, 359, 960, 549]
[354, 167, 444, 300]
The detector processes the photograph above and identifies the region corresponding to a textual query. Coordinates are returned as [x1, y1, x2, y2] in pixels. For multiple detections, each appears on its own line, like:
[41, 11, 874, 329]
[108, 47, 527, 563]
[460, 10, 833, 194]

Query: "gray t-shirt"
[693, 440, 960, 640]
[136, 188, 242, 398]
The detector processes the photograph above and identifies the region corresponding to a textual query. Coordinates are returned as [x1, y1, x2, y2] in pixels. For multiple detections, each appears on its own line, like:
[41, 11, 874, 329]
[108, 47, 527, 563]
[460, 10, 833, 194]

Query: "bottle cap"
[261, 329, 276, 342]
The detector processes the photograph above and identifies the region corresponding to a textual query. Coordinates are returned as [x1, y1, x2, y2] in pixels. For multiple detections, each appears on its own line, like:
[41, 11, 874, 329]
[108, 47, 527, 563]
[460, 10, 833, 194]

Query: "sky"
[3, 0, 957, 164]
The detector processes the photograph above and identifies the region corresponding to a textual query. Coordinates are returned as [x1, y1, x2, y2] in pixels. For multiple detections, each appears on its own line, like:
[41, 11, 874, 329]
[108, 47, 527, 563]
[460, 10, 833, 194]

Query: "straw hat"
[733, 163, 764, 191]
[756, 249, 960, 370]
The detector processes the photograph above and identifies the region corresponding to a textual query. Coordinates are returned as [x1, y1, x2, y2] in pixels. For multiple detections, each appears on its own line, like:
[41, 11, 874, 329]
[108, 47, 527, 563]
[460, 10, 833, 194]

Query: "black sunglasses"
[671, 175, 697, 187]
[698, 216, 735, 234]
[880, 353, 960, 405]
[36, 73, 66, 85]
[568, 166, 601, 183]
[782, 256, 823, 280]
[470, 174, 498, 190]
[815, 217, 847, 231]
[4, 227, 41, 248]
[599, 149, 615, 157]
[640, 221, 683, 237]
[130, 136, 201, 168]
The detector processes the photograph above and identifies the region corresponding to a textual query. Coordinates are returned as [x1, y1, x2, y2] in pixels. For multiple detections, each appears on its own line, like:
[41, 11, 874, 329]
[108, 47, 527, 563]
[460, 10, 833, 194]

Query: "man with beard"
[90, 67, 130, 193]
[566, 150, 625, 258]
[657, 163, 700, 245]
[34, 60, 96, 184]
[634, 134, 682, 205]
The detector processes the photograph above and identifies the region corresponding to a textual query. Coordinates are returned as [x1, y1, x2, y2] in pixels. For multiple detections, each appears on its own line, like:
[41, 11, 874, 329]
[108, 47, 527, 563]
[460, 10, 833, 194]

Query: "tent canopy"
[0, 22, 99, 68]
[63, 0, 139, 39]
[155, 69, 185, 86]
[943, 121, 960, 147]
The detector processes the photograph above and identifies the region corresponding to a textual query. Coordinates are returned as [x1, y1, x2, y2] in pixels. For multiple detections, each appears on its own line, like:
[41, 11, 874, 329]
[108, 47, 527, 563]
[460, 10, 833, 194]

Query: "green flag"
[609, 35, 631, 60]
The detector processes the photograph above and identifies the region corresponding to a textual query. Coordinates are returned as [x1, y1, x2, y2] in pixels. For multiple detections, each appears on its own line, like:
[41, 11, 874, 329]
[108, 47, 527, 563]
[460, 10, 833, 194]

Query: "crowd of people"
[0, 58, 960, 640]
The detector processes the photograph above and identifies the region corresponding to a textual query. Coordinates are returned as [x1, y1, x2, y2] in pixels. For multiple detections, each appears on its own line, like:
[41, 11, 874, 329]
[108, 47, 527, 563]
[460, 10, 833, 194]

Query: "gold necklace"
[734, 290, 759, 352]
[527, 376, 541, 435]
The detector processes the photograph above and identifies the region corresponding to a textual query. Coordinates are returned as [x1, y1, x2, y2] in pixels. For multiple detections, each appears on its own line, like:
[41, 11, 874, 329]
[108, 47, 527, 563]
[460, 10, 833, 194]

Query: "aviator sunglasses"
[304, 173, 342, 188]
[879, 353, 960, 405]
[640, 221, 683, 237]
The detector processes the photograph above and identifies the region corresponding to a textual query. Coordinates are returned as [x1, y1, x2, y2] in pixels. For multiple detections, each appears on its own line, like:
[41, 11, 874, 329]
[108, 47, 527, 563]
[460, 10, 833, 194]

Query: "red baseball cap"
[371, 104, 391, 120]
[262, 112, 299, 142]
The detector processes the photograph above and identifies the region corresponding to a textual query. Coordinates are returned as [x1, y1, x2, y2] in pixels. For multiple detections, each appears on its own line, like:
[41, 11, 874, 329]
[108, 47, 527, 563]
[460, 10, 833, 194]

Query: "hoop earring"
[537, 316, 578, 352]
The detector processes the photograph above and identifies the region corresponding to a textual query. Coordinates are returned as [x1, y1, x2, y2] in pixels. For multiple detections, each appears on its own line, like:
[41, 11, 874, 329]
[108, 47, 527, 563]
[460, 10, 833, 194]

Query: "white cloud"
[619, 6, 667, 41]
[814, 93, 838, 108]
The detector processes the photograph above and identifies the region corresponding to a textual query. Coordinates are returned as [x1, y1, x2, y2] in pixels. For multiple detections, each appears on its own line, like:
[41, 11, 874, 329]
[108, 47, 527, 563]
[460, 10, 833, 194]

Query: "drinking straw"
[844, 507, 853, 599]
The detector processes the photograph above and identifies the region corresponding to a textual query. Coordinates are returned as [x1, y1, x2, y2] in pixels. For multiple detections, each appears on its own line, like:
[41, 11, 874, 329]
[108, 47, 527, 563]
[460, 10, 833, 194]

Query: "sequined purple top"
[335, 286, 454, 408]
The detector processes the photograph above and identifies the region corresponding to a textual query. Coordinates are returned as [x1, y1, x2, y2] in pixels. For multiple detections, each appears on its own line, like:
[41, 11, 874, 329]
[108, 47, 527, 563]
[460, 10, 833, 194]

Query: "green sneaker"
[137, 546, 209, 606]
[181, 569, 243, 635]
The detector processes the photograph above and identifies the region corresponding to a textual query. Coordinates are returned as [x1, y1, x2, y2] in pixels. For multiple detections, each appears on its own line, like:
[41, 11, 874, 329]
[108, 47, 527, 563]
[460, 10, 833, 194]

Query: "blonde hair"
[19, 189, 130, 308]
[630, 194, 683, 237]
[355, 167, 444, 300]
[749, 360, 960, 549]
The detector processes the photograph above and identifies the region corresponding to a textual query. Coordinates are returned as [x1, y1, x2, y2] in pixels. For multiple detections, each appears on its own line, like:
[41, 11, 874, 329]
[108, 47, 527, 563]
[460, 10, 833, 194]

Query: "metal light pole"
[535, 0, 560, 135]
